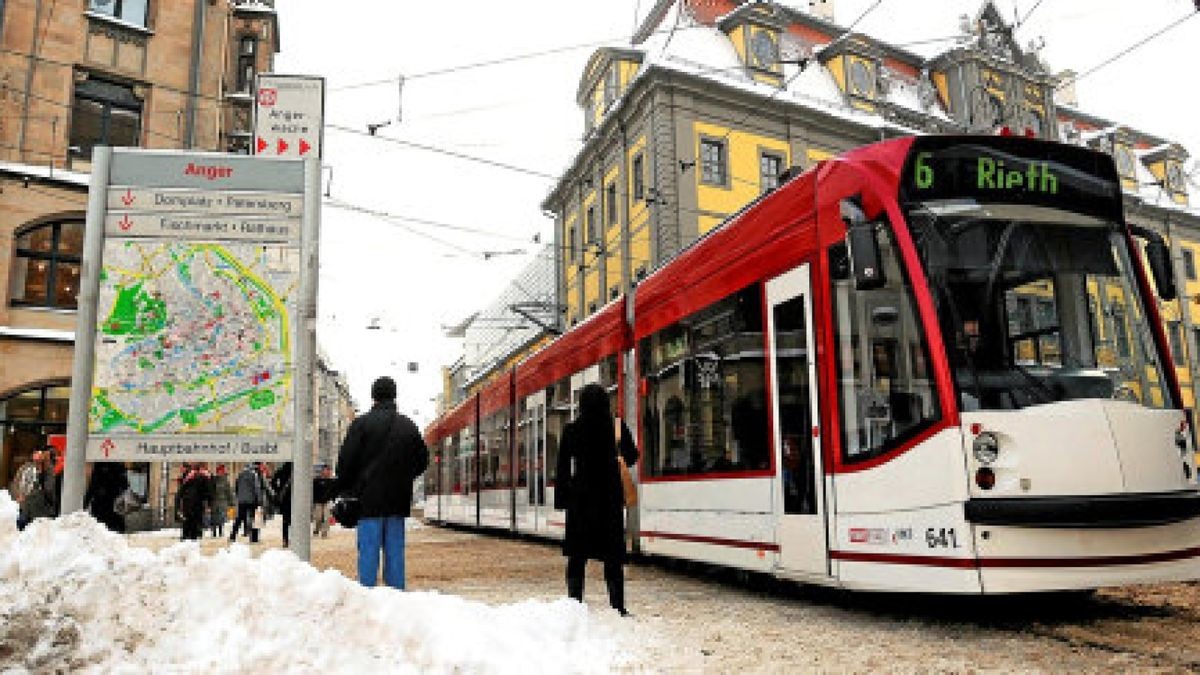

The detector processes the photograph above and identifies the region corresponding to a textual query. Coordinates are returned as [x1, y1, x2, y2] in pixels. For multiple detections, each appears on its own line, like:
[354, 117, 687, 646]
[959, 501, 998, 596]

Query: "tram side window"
[545, 377, 572, 490]
[640, 283, 769, 477]
[830, 228, 941, 463]
[516, 400, 528, 489]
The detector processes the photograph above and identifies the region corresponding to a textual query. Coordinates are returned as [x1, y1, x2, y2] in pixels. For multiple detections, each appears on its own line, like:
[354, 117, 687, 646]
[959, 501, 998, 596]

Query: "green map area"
[90, 241, 298, 437]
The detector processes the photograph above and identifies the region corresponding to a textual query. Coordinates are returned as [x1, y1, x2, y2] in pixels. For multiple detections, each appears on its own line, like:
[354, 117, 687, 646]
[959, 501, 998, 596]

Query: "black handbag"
[331, 415, 396, 528]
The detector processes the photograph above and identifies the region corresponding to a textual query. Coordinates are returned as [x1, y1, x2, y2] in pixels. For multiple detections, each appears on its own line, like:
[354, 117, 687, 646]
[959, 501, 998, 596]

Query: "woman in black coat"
[555, 383, 639, 616]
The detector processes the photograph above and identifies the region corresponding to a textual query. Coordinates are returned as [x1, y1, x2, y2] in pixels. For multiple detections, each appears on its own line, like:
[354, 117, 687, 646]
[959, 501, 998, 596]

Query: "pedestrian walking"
[271, 462, 294, 547]
[555, 383, 640, 616]
[230, 463, 266, 543]
[312, 465, 336, 538]
[175, 464, 212, 541]
[336, 376, 429, 589]
[83, 462, 130, 533]
[209, 464, 234, 537]
[15, 450, 57, 530]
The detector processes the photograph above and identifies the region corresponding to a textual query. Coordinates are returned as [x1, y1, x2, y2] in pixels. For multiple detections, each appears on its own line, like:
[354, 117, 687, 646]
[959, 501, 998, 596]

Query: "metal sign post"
[64, 147, 319, 562]
[289, 158, 321, 561]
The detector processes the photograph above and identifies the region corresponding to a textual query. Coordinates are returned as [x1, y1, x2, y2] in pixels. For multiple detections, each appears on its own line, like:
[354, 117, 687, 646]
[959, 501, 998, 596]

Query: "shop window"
[70, 77, 142, 157]
[639, 283, 770, 477]
[0, 383, 70, 490]
[700, 138, 727, 187]
[10, 221, 84, 309]
[88, 0, 148, 27]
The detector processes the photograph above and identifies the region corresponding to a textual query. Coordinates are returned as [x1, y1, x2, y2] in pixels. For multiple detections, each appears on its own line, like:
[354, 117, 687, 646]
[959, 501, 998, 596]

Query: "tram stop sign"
[254, 73, 325, 159]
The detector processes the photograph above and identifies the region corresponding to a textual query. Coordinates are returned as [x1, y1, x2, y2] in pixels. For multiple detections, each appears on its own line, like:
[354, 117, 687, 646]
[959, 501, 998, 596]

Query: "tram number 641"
[925, 527, 959, 549]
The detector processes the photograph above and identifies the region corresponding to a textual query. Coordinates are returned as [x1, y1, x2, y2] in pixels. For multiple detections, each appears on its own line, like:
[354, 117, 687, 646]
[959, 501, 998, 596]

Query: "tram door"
[524, 390, 547, 532]
[766, 264, 829, 577]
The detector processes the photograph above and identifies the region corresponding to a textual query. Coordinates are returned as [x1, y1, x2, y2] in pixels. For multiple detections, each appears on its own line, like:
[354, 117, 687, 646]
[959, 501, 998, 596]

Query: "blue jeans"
[357, 516, 406, 589]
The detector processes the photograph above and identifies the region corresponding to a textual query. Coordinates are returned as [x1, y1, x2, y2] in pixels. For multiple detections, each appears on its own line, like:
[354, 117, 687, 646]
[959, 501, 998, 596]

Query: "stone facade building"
[0, 0, 279, 521]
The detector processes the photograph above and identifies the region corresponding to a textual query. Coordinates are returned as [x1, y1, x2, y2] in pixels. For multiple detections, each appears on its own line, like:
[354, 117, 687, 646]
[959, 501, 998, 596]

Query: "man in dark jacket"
[336, 376, 429, 589]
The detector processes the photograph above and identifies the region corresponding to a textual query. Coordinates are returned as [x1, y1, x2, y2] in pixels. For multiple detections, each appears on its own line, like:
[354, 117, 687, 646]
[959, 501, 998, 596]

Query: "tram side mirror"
[841, 198, 886, 290]
[1130, 226, 1177, 301]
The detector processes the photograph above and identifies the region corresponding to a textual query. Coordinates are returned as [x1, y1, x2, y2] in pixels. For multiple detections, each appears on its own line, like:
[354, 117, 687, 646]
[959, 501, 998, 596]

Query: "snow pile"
[0, 491, 625, 673]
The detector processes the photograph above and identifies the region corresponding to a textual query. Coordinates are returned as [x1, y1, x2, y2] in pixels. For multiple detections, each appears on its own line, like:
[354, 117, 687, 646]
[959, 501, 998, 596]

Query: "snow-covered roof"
[0, 160, 90, 188]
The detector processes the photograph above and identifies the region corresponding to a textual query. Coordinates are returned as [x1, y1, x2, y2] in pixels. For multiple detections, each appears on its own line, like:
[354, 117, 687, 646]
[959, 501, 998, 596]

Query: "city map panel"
[88, 240, 299, 460]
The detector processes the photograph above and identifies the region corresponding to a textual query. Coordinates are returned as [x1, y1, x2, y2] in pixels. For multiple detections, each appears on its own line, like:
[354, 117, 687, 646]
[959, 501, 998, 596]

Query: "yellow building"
[539, 0, 1199, 423]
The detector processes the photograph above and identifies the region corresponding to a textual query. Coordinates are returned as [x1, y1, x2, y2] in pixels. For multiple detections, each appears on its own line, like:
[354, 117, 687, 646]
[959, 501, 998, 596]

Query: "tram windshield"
[906, 201, 1170, 411]
[898, 137, 1173, 412]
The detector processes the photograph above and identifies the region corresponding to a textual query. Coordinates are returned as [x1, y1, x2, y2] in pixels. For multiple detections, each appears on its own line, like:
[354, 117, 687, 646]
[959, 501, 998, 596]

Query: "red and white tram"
[423, 134, 1200, 593]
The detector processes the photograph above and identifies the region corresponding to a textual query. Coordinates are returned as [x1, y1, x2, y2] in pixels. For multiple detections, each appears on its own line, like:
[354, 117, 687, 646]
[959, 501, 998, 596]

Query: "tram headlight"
[973, 432, 1000, 466]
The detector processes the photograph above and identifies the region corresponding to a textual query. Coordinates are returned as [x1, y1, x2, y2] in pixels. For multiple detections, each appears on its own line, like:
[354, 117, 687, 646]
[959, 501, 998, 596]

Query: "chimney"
[809, 0, 835, 22]
[1054, 69, 1078, 107]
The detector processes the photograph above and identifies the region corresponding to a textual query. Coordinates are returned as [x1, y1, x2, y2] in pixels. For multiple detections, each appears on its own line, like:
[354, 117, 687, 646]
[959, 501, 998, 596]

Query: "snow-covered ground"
[0, 491, 629, 673]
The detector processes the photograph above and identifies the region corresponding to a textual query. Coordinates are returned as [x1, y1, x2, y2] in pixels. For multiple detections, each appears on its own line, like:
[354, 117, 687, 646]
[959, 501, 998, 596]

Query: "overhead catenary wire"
[1057, 8, 1198, 90]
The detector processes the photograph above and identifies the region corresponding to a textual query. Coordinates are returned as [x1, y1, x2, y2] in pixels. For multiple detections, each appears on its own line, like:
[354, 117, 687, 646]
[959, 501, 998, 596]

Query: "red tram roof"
[515, 298, 628, 398]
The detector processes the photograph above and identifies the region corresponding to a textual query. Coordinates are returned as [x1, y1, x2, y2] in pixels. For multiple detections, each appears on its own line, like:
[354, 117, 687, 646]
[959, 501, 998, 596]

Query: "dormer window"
[1113, 145, 1136, 181]
[749, 29, 778, 70]
[1166, 162, 1187, 194]
[849, 59, 874, 97]
[604, 67, 619, 109]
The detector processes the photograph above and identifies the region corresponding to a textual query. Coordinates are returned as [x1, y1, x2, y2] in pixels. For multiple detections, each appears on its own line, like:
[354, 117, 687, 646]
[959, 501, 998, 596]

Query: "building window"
[10, 221, 84, 309]
[632, 153, 645, 202]
[70, 77, 142, 157]
[605, 183, 618, 226]
[237, 35, 258, 93]
[700, 138, 727, 186]
[586, 206, 597, 244]
[760, 152, 783, 193]
[1184, 249, 1196, 281]
[1169, 321, 1186, 362]
[566, 221, 576, 264]
[88, 0, 148, 28]
[0, 382, 70, 489]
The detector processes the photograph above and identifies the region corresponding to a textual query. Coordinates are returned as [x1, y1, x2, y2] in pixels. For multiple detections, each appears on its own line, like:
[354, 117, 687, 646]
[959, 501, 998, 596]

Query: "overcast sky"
[275, 0, 1200, 425]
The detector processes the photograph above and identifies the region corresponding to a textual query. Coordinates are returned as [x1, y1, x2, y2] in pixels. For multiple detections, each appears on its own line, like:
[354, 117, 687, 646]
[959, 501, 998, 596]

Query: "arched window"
[10, 220, 84, 309]
[0, 382, 69, 489]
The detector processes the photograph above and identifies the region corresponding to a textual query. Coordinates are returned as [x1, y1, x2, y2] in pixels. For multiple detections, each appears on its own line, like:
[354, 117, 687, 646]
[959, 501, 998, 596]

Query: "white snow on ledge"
[0, 326, 75, 342]
[0, 491, 626, 673]
[0, 160, 90, 187]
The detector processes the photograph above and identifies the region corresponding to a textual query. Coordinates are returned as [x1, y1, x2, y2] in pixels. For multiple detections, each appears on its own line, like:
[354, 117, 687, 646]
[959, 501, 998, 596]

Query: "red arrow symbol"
[299, 138, 311, 156]
[277, 138, 289, 154]
[121, 189, 135, 206]
[256, 137, 268, 154]
[118, 215, 133, 231]
[101, 438, 115, 458]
